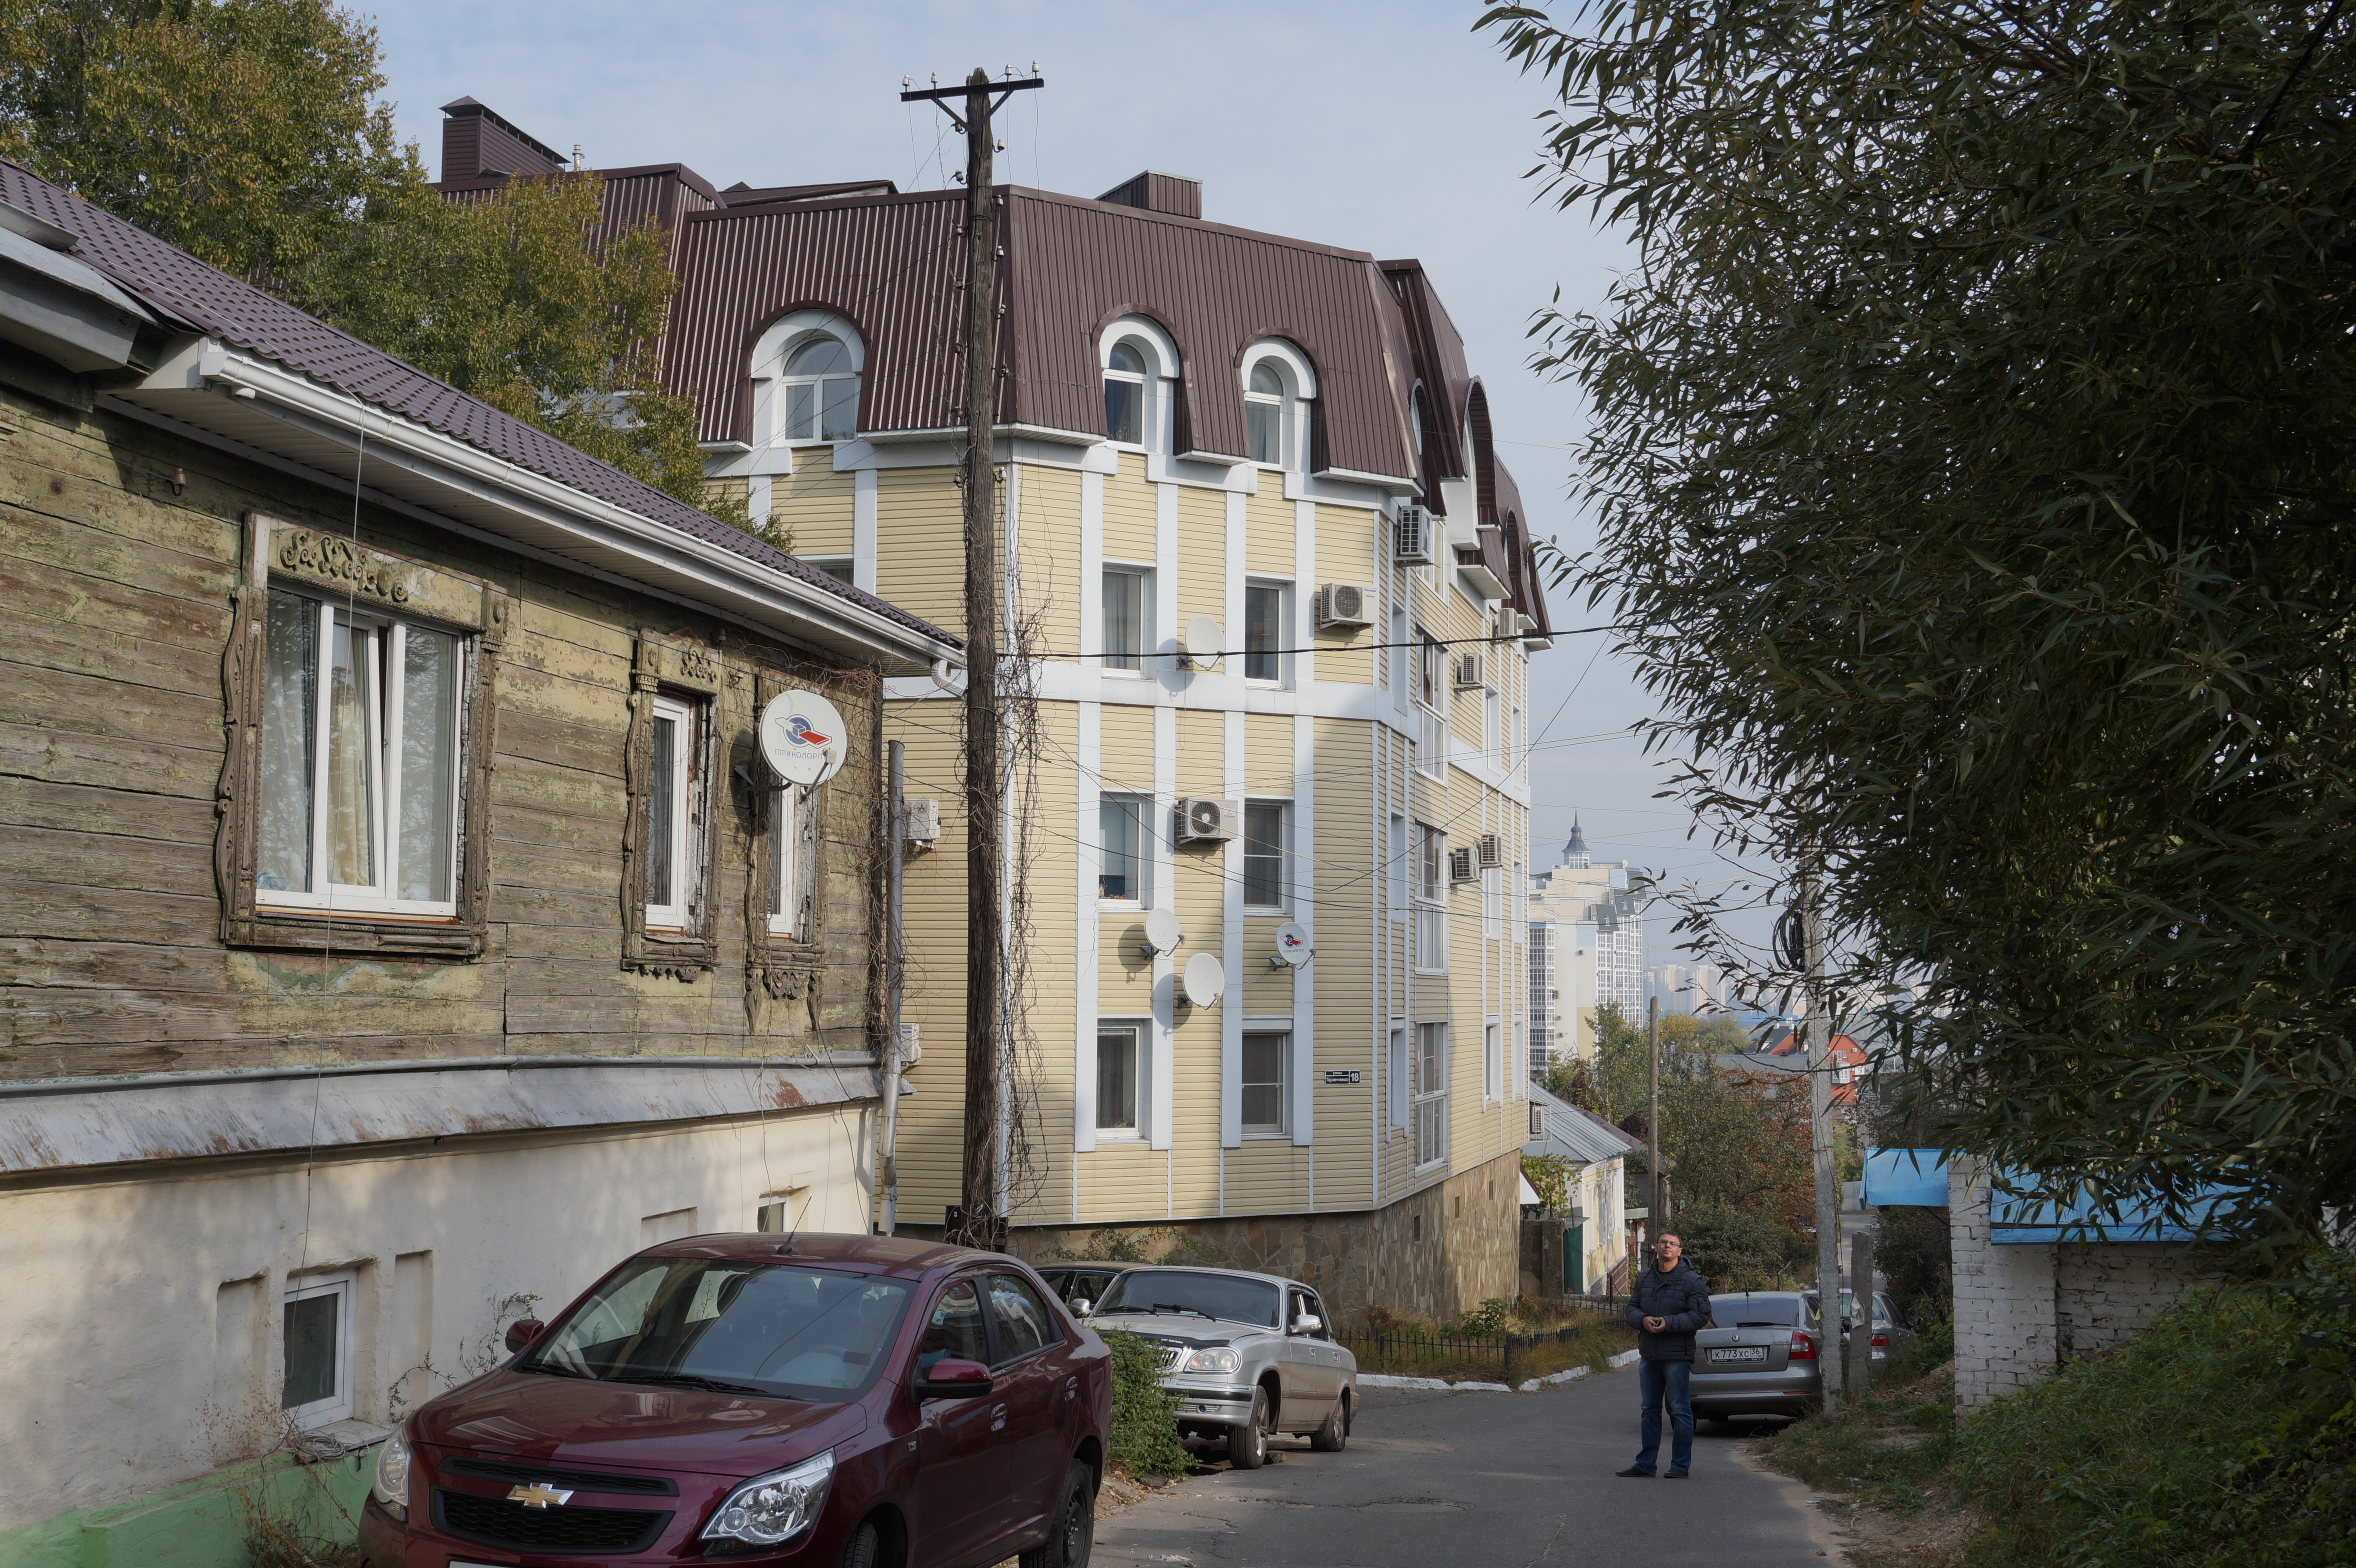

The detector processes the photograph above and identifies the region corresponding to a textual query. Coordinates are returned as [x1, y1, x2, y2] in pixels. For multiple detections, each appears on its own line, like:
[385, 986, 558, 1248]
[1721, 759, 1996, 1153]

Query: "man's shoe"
[1615, 1466, 1656, 1477]
[1664, 1470, 1691, 1479]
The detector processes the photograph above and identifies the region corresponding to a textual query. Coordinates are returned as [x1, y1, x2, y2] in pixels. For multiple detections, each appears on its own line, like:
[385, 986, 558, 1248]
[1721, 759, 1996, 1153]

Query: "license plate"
[1711, 1346, 1769, 1363]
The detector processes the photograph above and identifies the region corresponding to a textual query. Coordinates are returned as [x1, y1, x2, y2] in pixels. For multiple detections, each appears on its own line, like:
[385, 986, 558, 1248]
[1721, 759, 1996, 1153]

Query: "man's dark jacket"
[1624, 1261, 1713, 1362]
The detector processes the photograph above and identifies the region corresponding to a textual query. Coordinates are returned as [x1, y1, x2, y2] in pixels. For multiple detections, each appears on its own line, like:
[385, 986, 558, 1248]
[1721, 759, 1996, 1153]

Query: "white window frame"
[1483, 863, 1503, 939]
[645, 692, 703, 932]
[1097, 793, 1152, 907]
[1099, 563, 1153, 676]
[1390, 605, 1410, 712]
[1388, 1021, 1408, 1131]
[1242, 799, 1289, 912]
[1413, 1021, 1449, 1169]
[1098, 316, 1179, 455]
[1484, 687, 1502, 768]
[281, 1270, 356, 1429]
[1387, 813, 1408, 923]
[752, 310, 864, 448]
[1413, 821, 1448, 975]
[1241, 578, 1291, 686]
[767, 783, 804, 938]
[1484, 1018, 1503, 1103]
[1094, 1018, 1151, 1140]
[1240, 339, 1316, 472]
[1414, 627, 1447, 778]
[1240, 1024, 1292, 1138]
[803, 556, 855, 585]
[255, 591, 465, 919]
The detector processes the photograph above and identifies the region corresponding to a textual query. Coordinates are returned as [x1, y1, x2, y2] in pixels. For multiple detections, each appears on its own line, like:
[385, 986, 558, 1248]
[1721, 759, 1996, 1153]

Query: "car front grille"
[441, 1455, 678, 1496]
[435, 1488, 671, 1554]
[1159, 1346, 1187, 1372]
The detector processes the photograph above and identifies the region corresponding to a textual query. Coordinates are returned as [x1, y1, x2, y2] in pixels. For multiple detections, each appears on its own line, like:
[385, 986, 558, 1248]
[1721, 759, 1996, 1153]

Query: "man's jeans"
[1634, 1357, 1694, 1473]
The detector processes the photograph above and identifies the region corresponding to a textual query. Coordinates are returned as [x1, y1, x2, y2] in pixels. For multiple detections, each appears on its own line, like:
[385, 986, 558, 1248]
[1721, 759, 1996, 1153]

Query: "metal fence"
[1340, 1302, 1625, 1382]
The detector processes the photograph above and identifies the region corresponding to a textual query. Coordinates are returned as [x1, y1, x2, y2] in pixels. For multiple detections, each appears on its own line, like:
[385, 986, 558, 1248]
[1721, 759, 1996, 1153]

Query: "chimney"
[438, 97, 567, 182]
[1096, 171, 1201, 219]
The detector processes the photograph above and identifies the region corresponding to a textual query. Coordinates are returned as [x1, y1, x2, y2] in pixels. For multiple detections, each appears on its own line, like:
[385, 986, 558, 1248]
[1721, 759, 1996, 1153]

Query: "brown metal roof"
[0, 158, 954, 648]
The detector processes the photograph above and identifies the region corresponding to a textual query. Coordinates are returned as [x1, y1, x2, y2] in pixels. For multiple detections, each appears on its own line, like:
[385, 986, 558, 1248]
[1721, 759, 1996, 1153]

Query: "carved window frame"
[746, 669, 829, 1002]
[623, 634, 725, 980]
[216, 510, 506, 958]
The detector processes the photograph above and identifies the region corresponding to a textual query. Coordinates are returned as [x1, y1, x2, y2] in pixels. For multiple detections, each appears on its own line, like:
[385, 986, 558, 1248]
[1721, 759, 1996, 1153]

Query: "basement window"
[282, 1271, 355, 1428]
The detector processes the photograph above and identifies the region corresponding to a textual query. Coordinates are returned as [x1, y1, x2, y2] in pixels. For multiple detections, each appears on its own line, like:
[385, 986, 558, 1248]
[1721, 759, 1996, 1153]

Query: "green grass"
[1758, 1329, 1959, 1517]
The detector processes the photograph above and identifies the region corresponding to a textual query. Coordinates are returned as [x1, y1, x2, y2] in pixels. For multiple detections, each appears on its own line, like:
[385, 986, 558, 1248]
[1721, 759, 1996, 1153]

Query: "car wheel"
[1309, 1393, 1349, 1452]
[1019, 1462, 1096, 1568]
[1227, 1389, 1271, 1469]
[841, 1520, 881, 1568]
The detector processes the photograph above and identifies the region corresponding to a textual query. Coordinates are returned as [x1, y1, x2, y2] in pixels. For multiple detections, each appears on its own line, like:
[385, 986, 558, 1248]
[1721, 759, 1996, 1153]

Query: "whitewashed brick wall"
[1950, 1155, 2227, 1408]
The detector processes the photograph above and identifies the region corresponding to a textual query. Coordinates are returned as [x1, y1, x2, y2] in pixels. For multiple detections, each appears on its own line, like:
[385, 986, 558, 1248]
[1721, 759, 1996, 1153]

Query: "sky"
[367, 0, 1764, 968]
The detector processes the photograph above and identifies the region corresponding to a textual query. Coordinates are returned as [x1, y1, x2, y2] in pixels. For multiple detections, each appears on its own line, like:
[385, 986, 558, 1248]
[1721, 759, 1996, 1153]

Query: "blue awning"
[1988, 1182, 2232, 1245]
[1863, 1148, 1949, 1208]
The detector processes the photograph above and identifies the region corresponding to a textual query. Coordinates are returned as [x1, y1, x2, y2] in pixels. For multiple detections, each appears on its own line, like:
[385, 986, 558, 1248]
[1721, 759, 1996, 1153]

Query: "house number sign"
[1322, 1070, 1363, 1086]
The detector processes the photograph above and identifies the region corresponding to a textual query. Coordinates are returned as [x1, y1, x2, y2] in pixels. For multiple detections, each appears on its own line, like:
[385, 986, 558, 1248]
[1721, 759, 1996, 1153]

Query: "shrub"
[1674, 1203, 1811, 1290]
[1101, 1330, 1193, 1479]
[1875, 1204, 1953, 1327]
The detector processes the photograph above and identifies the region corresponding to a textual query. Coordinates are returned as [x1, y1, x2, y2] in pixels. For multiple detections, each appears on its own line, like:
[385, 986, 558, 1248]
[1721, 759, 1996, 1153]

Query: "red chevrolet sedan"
[358, 1234, 1112, 1568]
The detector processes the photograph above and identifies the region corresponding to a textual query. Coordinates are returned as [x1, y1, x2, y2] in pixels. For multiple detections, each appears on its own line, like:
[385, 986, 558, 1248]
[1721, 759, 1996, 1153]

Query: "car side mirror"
[914, 1357, 995, 1400]
[1292, 1313, 1322, 1335]
[504, 1319, 546, 1354]
[1070, 1299, 1093, 1318]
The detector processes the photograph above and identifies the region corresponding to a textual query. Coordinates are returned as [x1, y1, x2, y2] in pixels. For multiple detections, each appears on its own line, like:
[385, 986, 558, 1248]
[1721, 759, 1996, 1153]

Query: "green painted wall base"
[0, 1449, 372, 1568]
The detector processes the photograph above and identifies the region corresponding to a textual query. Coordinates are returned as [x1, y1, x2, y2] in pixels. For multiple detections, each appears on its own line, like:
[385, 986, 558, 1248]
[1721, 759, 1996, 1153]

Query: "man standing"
[1617, 1232, 1711, 1478]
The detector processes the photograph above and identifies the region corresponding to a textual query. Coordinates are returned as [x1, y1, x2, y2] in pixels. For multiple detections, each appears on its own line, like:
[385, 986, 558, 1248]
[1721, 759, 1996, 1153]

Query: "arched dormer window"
[750, 310, 864, 449]
[1240, 341, 1315, 471]
[1411, 385, 1430, 459]
[1097, 316, 1179, 453]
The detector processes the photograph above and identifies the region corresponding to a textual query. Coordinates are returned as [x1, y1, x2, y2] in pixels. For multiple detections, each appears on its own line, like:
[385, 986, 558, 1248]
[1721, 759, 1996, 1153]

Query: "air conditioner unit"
[1175, 796, 1242, 845]
[1454, 652, 1486, 690]
[903, 797, 940, 846]
[1478, 833, 1503, 868]
[1448, 846, 1479, 884]
[1394, 504, 1435, 565]
[1316, 582, 1374, 629]
[1528, 1103, 1544, 1138]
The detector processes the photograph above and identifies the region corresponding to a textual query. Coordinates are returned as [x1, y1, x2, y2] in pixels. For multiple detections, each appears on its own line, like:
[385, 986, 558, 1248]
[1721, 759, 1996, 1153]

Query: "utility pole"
[1645, 994, 1662, 1231]
[902, 66, 1041, 1252]
[1802, 847, 1843, 1410]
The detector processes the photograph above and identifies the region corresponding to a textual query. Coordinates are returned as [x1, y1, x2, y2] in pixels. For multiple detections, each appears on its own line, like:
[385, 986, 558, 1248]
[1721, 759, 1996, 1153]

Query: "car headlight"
[370, 1426, 411, 1521]
[1182, 1347, 1241, 1374]
[701, 1449, 835, 1549]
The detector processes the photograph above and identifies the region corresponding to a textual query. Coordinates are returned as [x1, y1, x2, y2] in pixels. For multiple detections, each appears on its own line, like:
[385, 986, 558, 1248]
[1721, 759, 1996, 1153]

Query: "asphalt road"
[1092, 1368, 1839, 1568]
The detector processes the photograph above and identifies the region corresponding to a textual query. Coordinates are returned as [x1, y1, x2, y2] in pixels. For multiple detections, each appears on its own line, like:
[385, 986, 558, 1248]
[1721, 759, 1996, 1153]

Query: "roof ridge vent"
[1096, 171, 1201, 219]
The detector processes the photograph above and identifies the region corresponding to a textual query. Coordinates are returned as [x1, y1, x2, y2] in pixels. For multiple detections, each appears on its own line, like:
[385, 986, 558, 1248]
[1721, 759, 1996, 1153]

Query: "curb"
[1360, 1348, 1642, 1397]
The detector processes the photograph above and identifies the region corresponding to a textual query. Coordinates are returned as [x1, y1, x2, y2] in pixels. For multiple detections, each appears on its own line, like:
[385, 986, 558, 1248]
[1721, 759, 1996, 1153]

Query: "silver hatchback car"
[1689, 1289, 1824, 1423]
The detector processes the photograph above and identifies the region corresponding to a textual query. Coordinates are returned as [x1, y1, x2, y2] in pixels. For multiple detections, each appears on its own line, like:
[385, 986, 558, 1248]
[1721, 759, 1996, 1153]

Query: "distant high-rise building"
[1526, 819, 1648, 1070]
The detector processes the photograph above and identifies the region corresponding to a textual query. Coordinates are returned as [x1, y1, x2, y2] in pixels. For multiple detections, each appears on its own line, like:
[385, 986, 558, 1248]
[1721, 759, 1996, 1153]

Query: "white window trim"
[1241, 339, 1316, 473]
[1484, 1017, 1503, 1103]
[1242, 577, 1292, 688]
[751, 308, 865, 449]
[802, 556, 855, 584]
[1093, 1017, 1152, 1140]
[646, 692, 700, 932]
[1413, 1021, 1450, 1170]
[1098, 316, 1180, 455]
[282, 1270, 356, 1429]
[1097, 792, 1152, 909]
[1241, 798, 1290, 913]
[1099, 561, 1154, 677]
[255, 596, 464, 919]
[766, 783, 803, 939]
[1412, 821, 1448, 975]
[1387, 813, 1408, 924]
[1387, 1020, 1408, 1132]
[1241, 1020, 1294, 1139]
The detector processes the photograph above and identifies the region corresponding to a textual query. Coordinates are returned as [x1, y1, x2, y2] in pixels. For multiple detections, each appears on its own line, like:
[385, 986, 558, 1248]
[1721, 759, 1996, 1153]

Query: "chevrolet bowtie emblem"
[508, 1483, 573, 1509]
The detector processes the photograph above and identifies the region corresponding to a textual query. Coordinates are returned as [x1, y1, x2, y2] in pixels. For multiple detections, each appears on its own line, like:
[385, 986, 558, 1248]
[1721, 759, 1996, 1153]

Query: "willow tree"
[1480, 0, 2356, 1258]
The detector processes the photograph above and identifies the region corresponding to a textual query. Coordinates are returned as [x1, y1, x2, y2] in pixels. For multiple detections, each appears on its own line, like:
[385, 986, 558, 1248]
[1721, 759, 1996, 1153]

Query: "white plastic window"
[1243, 801, 1288, 910]
[1096, 1020, 1147, 1137]
[1241, 1029, 1290, 1136]
[646, 694, 704, 931]
[1099, 795, 1150, 904]
[1414, 1022, 1449, 1167]
[1241, 342, 1314, 471]
[1243, 581, 1288, 684]
[1099, 317, 1177, 454]
[256, 589, 463, 916]
[781, 334, 858, 442]
[1101, 566, 1151, 673]
[282, 1271, 355, 1428]
[768, 783, 804, 938]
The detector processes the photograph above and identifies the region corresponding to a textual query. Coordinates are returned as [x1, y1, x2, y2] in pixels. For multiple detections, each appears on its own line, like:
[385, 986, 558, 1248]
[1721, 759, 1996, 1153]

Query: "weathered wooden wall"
[0, 350, 883, 1084]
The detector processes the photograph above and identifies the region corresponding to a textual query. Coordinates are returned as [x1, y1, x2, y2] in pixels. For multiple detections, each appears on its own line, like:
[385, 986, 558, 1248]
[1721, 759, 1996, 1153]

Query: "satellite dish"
[1181, 615, 1223, 670]
[1273, 922, 1312, 966]
[1143, 907, 1183, 955]
[1182, 952, 1225, 1008]
[759, 690, 849, 786]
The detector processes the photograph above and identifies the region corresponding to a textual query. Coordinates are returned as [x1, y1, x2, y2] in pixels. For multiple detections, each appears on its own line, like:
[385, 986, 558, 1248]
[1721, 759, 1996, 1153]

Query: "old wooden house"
[0, 161, 956, 1560]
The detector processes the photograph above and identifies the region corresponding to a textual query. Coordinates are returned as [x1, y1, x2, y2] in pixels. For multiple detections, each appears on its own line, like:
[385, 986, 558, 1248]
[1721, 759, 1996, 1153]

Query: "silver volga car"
[1689, 1289, 1825, 1424]
[1082, 1265, 1357, 1469]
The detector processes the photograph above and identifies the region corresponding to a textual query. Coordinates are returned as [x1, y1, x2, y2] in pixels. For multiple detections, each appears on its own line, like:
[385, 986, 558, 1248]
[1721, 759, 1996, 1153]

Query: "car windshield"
[524, 1260, 912, 1402]
[1721, 1296, 1804, 1326]
[1094, 1270, 1281, 1327]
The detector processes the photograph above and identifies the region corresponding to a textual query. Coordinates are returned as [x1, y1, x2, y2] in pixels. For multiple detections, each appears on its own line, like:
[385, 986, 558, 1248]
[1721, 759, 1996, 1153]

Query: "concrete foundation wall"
[1006, 1147, 1526, 1325]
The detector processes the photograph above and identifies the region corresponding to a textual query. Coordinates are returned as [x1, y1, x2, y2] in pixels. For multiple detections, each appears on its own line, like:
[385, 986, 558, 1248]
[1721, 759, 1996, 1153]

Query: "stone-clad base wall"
[1001, 1149, 1525, 1326]
[1950, 1157, 2226, 1408]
